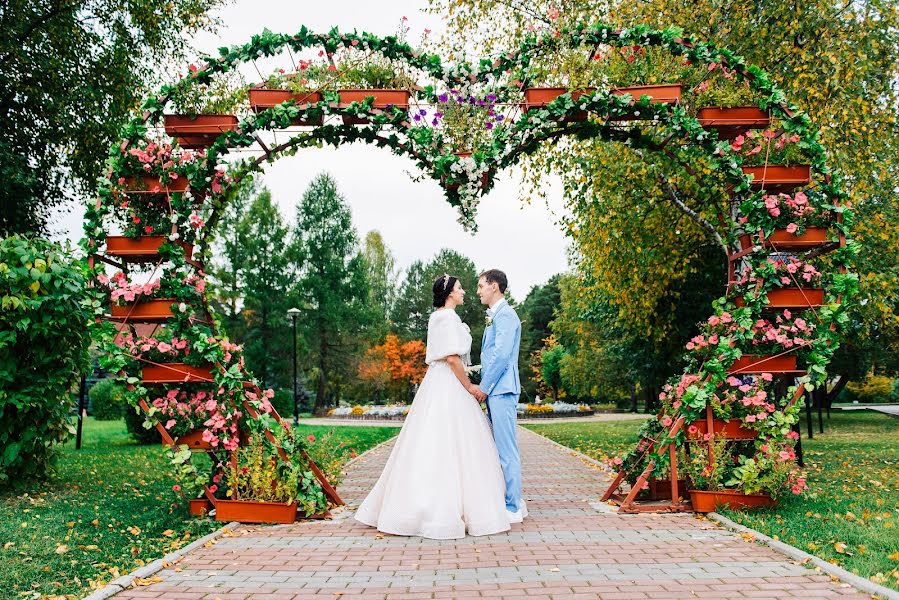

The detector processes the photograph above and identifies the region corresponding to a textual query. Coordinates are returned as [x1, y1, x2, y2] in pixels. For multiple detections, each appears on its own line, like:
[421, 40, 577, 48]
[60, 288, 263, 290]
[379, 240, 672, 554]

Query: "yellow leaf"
[55, 544, 69, 554]
[161, 529, 175, 537]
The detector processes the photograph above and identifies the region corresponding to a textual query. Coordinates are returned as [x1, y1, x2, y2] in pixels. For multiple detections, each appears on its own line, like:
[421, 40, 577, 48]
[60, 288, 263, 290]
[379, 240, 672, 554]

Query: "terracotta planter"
[522, 87, 596, 121]
[741, 165, 811, 191]
[119, 175, 189, 194]
[338, 89, 411, 124]
[736, 287, 825, 309]
[248, 89, 324, 126]
[110, 298, 176, 322]
[738, 227, 829, 252]
[164, 114, 238, 149]
[188, 498, 212, 516]
[639, 478, 688, 501]
[689, 489, 776, 513]
[686, 418, 757, 440]
[610, 84, 682, 120]
[141, 363, 215, 384]
[164, 428, 250, 450]
[696, 106, 770, 140]
[728, 354, 798, 374]
[104, 236, 193, 262]
[214, 499, 298, 524]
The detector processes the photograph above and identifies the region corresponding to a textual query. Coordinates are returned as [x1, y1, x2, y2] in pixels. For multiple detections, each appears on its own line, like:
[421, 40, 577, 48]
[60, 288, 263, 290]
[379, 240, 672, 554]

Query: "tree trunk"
[552, 386, 558, 402]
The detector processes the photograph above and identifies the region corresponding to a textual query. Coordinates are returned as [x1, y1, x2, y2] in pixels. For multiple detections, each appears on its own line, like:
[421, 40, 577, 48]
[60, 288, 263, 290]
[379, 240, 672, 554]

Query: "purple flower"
[438, 93, 448, 103]
[435, 111, 443, 118]
[413, 114, 421, 121]
[419, 109, 427, 116]
[431, 118, 439, 125]
[487, 93, 497, 102]
[496, 115, 505, 121]
[476, 99, 485, 106]
[485, 122, 494, 130]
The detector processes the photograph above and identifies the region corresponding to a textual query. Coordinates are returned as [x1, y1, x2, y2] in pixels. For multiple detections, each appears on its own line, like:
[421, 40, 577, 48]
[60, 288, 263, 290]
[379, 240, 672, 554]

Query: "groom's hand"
[468, 384, 487, 403]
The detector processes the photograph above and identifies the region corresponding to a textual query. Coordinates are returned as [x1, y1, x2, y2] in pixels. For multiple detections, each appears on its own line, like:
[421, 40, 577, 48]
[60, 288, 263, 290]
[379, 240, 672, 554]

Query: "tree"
[391, 249, 485, 361]
[539, 339, 567, 402]
[361, 230, 398, 339]
[0, 0, 225, 235]
[208, 180, 253, 339]
[238, 188, 293, 389]
[358, 334, 427, 403]
[291, 173, 373, 410]
[518, 275, 562, 398]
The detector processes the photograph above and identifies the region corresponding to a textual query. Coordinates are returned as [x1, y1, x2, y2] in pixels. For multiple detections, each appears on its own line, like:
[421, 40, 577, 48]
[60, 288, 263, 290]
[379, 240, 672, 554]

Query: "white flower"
[169, 232, 180, 241]
[178, 302, 187, 313]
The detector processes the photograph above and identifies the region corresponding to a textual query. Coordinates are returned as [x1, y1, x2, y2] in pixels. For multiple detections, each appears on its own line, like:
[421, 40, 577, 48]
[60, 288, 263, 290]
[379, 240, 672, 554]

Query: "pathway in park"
[112, 428, 872, 600]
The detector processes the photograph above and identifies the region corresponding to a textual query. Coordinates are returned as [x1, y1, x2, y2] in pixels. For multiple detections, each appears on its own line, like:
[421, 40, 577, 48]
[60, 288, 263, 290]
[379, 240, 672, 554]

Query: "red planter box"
[610, 84, 682, 120]
[738, 227, 829, 251]
[110, 298, 176, 323]
[686, 418, 757, 440]
[104, 236, 193, 263]
[119, 175, 189, 194]
[522, 87, 596, 121]
[736, 288, 825, 309]
[214, 499, 298, 524]
[141, 363, 215, 383]
[164, 114, 238, 149]
[338, 89, 410, 124]
[697, 106, 770, 140]
[248, 89, 324, 126]
[689, 489, 776, 513]
[164, 429, 250, 451]
[188, 498, 212, 516]
[741, 165, 811, 191]
[728, 354, 798, 374]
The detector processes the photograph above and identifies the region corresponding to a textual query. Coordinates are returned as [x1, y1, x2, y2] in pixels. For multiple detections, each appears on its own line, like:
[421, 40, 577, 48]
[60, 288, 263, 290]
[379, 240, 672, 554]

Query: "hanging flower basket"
[105, 236, 193, 262]
[441, 152, 492, 191]
[696, 106, 770, 140]
[689, 489, 776, 513]
[248, 89, 324, 126]
[188, 498, 213, 516]
[741, 165, 811, 191]
[738, 227, 829, 252]
[337, 89, 411, 124]
[163, 114, 238, 149]
[214, 499, 298, 524]
[736, 288, 825, 309]
[522, 87, 596, 121]
[110, 298, 177, 322]
[610, 84, 682, 120]
[686, 418, 757, 440]
[141, 363, 215, 384]
[119, 175, 190, 194]
[728, 354, 798, 374]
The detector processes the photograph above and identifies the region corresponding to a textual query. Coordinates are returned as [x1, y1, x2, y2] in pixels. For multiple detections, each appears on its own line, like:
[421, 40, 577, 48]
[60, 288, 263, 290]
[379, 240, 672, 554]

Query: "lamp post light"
[287, 307, 301, 426]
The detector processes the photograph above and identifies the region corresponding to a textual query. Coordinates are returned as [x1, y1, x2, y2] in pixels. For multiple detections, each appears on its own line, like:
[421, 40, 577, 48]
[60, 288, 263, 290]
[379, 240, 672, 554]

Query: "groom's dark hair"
[479, 269, 507, 293]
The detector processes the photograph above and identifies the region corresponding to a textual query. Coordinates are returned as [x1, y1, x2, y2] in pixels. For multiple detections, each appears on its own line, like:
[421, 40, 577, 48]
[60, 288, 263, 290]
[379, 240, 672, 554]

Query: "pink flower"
[661, 416, 673, 427]
[172, 484, 181, 492]
[208, 484, 218, 493]
[165, 419, 176, 429]
[761, 372, 773, 382]
[708, 315, 720, 327]
[786, 223, 798, 233]
[612, 456, 623, 466]
[307, 434, 316, 442]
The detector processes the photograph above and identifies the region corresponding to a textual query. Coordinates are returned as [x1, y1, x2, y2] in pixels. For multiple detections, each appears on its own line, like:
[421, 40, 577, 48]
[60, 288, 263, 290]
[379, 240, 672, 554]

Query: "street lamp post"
[287, 307, 301, 426]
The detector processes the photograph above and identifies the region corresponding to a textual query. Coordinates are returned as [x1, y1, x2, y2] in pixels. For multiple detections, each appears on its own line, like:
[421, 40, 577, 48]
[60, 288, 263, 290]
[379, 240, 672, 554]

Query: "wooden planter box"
[110, 298, 176, 322]
[736, 288, 825, 309]
[610, 84, 682, 120]
[522, 87, 596, 121]
[105, 236, 193, 263]
[338, 89, 411, 124]
[696, 106, 770, 140]
[689, 489, 776, 513]
[686, 418, 757, 440]
[248, 89, 324, 126]
[164, 114, 238, 149]
[741, 165, 811, 191]
[214, 499, 298, 524]
[728, 354, 798, 374]
[738, 227, 829, 251]
[188, 498, 213, 516]
[164, 429, 250, 450]
[141, 363, 215, 384]
[119, 175, 189, 194]
[639, 478, 688, 501]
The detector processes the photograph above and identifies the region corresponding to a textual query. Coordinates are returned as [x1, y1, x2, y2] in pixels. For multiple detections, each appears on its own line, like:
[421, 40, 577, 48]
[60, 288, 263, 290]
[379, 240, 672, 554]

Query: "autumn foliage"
[358, 335, 426, 400]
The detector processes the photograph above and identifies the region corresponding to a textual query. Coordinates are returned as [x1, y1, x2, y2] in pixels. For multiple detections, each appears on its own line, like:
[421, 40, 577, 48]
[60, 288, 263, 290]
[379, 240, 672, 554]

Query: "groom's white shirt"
[486, 298, 507, 319]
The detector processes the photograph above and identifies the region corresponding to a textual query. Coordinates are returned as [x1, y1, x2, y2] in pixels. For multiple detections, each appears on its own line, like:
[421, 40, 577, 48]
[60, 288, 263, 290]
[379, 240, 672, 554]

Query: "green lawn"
[0, 418, 398, 599]
[525, 411, 899, 591]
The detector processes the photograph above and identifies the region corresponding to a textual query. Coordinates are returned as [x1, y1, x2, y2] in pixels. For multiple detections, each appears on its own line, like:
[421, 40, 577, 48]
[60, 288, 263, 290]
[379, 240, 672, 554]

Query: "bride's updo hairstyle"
[432, 274, 458, 308]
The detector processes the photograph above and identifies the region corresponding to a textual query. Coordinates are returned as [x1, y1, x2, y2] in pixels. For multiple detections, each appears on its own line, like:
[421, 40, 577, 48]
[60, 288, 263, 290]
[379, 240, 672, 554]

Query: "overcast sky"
[53, 0, 570, 301]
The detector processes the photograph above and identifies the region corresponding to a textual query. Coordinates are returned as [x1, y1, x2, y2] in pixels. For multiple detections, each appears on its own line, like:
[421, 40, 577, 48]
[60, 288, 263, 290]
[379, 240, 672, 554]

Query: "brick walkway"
[113, 428, 870, 599]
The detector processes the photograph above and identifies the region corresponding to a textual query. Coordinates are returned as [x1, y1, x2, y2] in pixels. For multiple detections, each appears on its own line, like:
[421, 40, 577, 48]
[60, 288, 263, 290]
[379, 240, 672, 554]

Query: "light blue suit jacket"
[480, 301, 521, 396]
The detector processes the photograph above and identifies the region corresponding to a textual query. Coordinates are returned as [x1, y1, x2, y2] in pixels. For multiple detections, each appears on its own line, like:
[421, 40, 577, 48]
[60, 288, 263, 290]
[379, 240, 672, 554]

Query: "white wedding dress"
[354, 308, 511, 539]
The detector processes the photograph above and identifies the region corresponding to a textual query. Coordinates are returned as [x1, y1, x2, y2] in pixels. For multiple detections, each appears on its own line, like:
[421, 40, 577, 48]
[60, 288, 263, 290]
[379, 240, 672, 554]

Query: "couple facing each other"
[355, 269, 526, 539]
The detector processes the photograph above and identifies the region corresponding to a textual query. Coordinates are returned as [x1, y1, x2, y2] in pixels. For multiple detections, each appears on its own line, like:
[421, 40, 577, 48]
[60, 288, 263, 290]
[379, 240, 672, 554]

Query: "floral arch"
[83, 22, 856, 520]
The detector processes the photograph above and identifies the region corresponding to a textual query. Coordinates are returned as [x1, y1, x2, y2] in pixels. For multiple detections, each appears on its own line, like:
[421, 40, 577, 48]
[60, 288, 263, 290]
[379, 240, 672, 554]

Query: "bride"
[354, 274, 511, 539]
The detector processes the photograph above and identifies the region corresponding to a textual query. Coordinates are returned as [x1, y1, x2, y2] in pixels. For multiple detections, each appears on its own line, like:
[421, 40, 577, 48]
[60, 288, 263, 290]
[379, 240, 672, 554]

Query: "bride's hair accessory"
[442, 274, 450, 290]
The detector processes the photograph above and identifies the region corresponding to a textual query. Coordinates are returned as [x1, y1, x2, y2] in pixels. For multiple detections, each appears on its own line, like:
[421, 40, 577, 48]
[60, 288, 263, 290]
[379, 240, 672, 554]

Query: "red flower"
[307, 434, 316, 443]
[208, 484, 218, 493]
[172, 484, 181, 492]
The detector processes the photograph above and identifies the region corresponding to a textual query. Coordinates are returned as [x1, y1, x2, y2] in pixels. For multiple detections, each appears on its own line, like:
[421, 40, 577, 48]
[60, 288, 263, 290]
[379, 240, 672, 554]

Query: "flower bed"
[324, 402, 596, 420]
[518, 402, 594, 418]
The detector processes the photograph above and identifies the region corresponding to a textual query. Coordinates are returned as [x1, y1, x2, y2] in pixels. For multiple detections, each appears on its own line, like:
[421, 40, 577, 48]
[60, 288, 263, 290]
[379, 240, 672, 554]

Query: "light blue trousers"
[487, 392, 522, 512]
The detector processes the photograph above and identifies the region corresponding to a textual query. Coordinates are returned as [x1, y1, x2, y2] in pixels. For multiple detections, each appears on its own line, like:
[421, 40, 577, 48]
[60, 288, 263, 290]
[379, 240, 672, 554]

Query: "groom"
[472, 269, 526, 523]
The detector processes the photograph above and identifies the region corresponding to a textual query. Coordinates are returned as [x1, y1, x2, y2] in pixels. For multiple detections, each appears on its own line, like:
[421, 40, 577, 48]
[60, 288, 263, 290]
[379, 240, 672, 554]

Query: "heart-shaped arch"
[84, 22, 856, 518]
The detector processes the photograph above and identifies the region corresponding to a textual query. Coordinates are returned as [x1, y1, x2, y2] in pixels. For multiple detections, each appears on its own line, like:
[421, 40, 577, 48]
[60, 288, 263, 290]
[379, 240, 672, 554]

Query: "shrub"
[271, 388, 296, 419]
[842, 375, 896, 404]
[124, 403, 161, 444]
[88, 378, 125, 420]
[0, 236, 91, 485]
